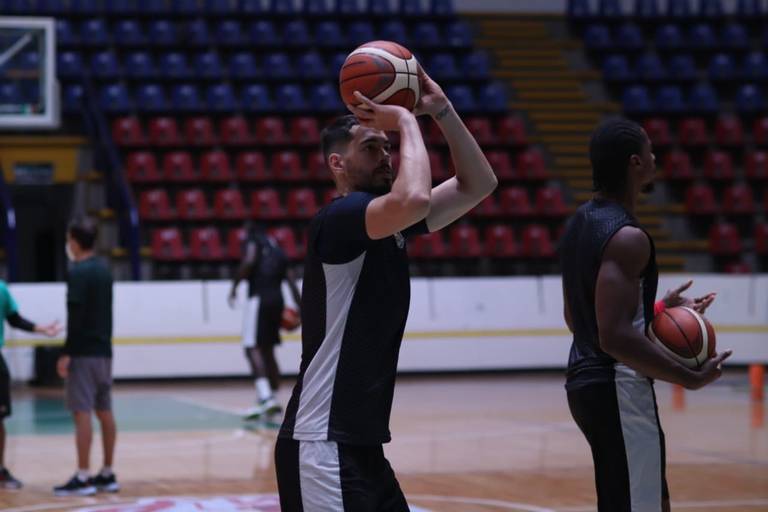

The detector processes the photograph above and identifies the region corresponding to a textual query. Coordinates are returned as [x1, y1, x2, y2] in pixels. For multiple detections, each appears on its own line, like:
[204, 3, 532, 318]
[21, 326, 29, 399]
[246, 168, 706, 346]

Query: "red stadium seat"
[746, 151, 768, 180]
[755, 223, 768, 255]
[642, 118, 671, 147]
[126, 151, 161, 183]
[703, 151, 735, 181]
[151, 228, 186, 261]
[286, 188, 318, 219]
[754, 117, 768, 146]
[708, 222, 742, 255]
[521, 224, 555, 258]
[685, 183, 718, 215]
[255, 117, 287, 144]
[273, 151, 305, 181]
[471, 194, 500, 217]
[139, 189, 175, 221]
[176, 188, 212, 220]
[184, 116, 217, 146]
[269, 226, 304, 260]
[409, 231, 449, 259]
[112, 116, 145, 146]
[213, 189, 248, 220]
[517, 150, 548, 180]
[535, 187, 568, 216]
[485, 151, 515, 181]
[189, 227, 225, 261]
[485, 225, 517, 258]
[722, 183, 755, 215]
[226, 228, 246, 260]
[429, 150, 449, 181]
[251, 189, 286, 220]
[200, 150, 233, 182]
[322, 188, 339, 205]
[678, 118, 709, 147]
[465, 117, 495, 145]
[449, 224, 483, 258]
[497, 116, 528, 146]
[148, 117, 182, 146]
[499, 187, 533, 217]
[307, 150, 329, 181]
[290, 117, 321, 145]
[219, 116, 252, 145]
[236, 151, 269, 182]
[715, 116, 744, 147]
[426, 120, 444, 145]
[163, 151, 197, 182]
[663, 150, 694, 180]
[724, 261, 751, 274]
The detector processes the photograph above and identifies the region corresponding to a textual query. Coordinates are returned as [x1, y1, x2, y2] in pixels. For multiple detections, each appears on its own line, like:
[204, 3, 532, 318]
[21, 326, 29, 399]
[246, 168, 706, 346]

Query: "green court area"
[5, 396, 245, 435]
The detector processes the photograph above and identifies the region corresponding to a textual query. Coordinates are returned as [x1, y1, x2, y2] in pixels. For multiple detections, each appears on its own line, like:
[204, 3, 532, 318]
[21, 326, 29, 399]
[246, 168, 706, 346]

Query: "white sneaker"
[244, 397, 282, 420]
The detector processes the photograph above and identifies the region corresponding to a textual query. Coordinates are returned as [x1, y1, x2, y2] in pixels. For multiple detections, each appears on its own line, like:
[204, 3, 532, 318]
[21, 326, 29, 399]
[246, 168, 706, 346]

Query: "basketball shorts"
[66, 357, 113, 412]
[275, 437, 409, 512]
[0, 353, 11, 419]
[567, 365, 669, 512]
[242, 295, 283, 348]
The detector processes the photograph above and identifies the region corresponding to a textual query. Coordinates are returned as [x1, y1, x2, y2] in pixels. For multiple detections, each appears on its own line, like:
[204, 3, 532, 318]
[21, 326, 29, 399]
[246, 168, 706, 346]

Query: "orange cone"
[750, 364, 765, 402]
[672, 384, 685, 410]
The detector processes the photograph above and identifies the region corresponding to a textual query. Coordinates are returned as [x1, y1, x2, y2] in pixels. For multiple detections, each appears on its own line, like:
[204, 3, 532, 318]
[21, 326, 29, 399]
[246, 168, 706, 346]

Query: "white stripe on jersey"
[299, 440, 344, 511]
[241, 295, 260, 348]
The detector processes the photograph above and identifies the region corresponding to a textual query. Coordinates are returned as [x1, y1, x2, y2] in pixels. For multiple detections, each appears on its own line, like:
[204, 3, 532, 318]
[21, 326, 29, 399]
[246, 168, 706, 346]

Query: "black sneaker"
[90, 473, 120, 493]
[53, 474, 96, 496]
[0, 468, 22, 489]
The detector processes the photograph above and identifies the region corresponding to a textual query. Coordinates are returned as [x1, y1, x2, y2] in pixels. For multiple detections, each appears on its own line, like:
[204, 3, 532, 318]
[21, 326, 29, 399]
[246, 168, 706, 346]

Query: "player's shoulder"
[603, 226, 650, 269]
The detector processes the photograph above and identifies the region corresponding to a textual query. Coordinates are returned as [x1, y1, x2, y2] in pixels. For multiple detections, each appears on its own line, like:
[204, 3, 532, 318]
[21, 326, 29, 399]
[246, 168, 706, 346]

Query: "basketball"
[648, 306, 716, 369]
[281, 307, 301, 331]
[339, 40, 421, 111]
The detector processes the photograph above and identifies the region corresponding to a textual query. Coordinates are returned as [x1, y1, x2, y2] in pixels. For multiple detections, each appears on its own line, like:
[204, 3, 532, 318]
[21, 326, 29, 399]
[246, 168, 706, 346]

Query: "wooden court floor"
[0, 371, 764, 511]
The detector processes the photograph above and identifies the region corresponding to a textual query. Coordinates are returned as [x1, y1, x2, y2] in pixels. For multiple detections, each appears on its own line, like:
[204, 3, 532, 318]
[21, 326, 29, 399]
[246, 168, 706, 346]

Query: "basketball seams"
[661, 310, 700, 362]
[681, 306, 709, 367]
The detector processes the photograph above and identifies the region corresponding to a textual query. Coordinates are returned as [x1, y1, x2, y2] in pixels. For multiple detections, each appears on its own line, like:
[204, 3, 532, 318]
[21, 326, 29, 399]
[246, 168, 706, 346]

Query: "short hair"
[589, 118, 647, 195]
[68, 216, 98, 250]
[320, 115, 359, 160]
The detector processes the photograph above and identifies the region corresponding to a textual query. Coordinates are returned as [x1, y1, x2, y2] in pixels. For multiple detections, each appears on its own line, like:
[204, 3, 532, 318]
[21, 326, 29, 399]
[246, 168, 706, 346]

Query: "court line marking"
[558, 498, 768, 511]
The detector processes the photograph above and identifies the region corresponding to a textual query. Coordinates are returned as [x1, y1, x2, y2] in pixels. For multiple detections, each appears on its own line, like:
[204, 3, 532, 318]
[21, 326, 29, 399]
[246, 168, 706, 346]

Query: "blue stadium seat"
[241, 84, 272, 111]
[336, 0, 360, 15]
[429, 54, 459, 80]
[187, 19, 212, 46]
[447, 85, 477, 112]
[195, 52, 224, 79]
[656, 85, 686, 113]
[655, 24, 684, 50]
[413, 22, 441, 48]
[698, 0, 723, 18]
[762, 28, 768, 49]
[56, 20, 77, 46]
[743, 52, 768, 81]
[479, 83, 507, 112]
[229, 52, 260, 79]
[689, 83, 719, 114]
[568, 0, 591, 20]
[58, 52, 84, 78]
[148, 20, 178, 46]
[622, 85, 653, 114]
[80, 19, 109, 46]
[709, 53, 737, 82]
[304, 0, 329, 15]
[348, 22, 375, 46]
[283, 20, 312, 47]
[15, 52, 37, 71]
[136, 84, 168, 112]
[62, 84, 84, 112]
[216, 20, 246, 46]
[634, 0, 659, 20]
[315, 21, 345, 48]
[668, 55, 697, 81]
[445, 21, 473, 48]
[105, 0, 134, 14]
[38, 0, 67, 14]
[124, 52, 156, 79]
[173, 0, 200, 13]
[139, 0, 171, 14]
[207, 83, 238, 111]
[637, 54, 667, 82]
[100, 84, 133, 113]
[615, 24, 644, 51]
[310, 83, 343, 112]
[721, 24, 749, 51]
[689, 24, 716, 51]
[270, 0, 295, 14]
[206, 0, 236, 14]
[735, 84, 765, 114]
[241, 0, 263, 13]
[172, 84, 203, 111]
[160, 52, 193, 79]
[297, 52, 328, 79]
[368, 0, 392, 15]
[275, 84, 307, 111]
[400, 0, 423, 16]
[71, 0, 101, 13]
[584, 24, 612, 51]
[431, 0, 454, 16]
[329, 52, 348, 77]
[0, 83, 21, 105]
[91, 51, 121, 79]
[263, 53, 295, 79]
[250, 21, 280, 46]
[603, 55, 634, 82]
[379, 21, 408, 45]
[463, 51, 491, 80]
[736, 0, 762, 17]
[667, 0, 692, 19]
[598, 0, 623, 18]
[114, 20, 146, 46]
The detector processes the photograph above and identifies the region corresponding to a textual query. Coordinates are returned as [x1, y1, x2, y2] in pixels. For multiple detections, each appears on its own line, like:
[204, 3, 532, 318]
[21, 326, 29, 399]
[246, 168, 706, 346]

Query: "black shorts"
[275, 437, 409, 512]
[0, 353, 11, 419]
[242, 295, 283, 348]
[567, 366, 669, 512]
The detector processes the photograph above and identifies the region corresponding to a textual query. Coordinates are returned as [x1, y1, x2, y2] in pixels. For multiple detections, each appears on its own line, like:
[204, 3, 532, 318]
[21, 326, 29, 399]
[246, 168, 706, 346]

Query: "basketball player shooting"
[560, 119, 732, 512]
[274, 66, 497, 511]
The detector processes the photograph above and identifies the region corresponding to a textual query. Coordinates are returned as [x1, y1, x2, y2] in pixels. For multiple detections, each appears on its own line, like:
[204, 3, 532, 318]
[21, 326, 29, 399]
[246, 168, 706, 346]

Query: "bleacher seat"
[721, 23, 749, 51]
[236, 152, 269, 182]
[485, 151, 515, 181]
[172, 84, 204, 111]
[263, 53, 294, 79]
[187, 19, 212, 46]
[379, 21, 408, 45]
[184, 117, 218, 146]
[485, 225, 517, 258]
[708, 222, 742, 255]
[173, 0, 201, 14]
[284, 20, 312, 47]
[428, 151, 448, 182]
[689, 84, 719, 114]
[567, 0, 591, 20]
[465, 118, 495, 145]
[603, 55, 634, 82]
[206, 83, 238, 112]
[139, 0, 171, 14]
[226, 228, 246, 259]
[286, 188, 319, 218]
[206, 0, 237, 14]
[308, 151, 328, 181]
[655, 24, 684, 50]
[517, 150, 548, 180]
[755, 222, 768, 254]
[148, 117, 183, 146]
[250, 20, 280, 46]
[430, 54, 460, 80]
[56, 20, 77, 46]
[160, 52, 193, 79]
[463, 51, 491, 80]
[200, 151, 233, 182]
[584, 25, 612, 51]
[241, 84, 273, 112]
[656, 85, 686, 114]
[218, 116, 251, 145]
[520, 225, 555, 258]
[151, 228, 186, 261]
[667, 0, 693, 19]
[112, 117, 145, 146]
[616, 24, 643, 51]
[127, 152, 161, 183]
[269, 226, 304, 260]
[163, 152, 197, 182]
[471, 195, 499, 218]
[195, 51, 224, 79]
[685, 183, 718, 214]
[622, 85, 653, 114]
[271, 0, 296, 15]
[598, 0, 623, 18]
[305, 0, 330, 15]
[139, 189, 176, 221]
[216, 20, 245, 46]
[337, 0, 361, 15]
[310, 83, 344, 112]
[348, 21, 375, 46]
[315, 21, 345, 48]
[746, 151, 768, 180]
[638, 54, 667, 82]
[410, 232, 449, 259]
[100, 84, 133, 113]
[40, 0, 69, 15]
[80, 19, 109, 46]
[72, 0, 101, 13]
[136, 84, 168, 113]
[214, 189, 248, 220]
[709, 53, 737, 83]
[479, 83, 507, 112]
[715, 117, 744, 147]
[229, 52, 260, 79]
[450, 225, 483, 258]
[252, 189, 286, 219]
[722, 183, 755, 215]
[735, 84, 765, 114]
[663, 150, 695, 180]
[689, 23, 717, 50]
[255, 117, 287, 144]
[754, 117, 768, 146]
[535, 187, 568, 217]
[643, 118, 672, 147]
[736, 0, 762, 17]
[668, 55, 697, 82]
[724, 261, 751, 274]
[273, 151, 304, 181]
[189, 228, 225, 261]
[297, 52, 328, 79]
[63, 84, 84, 112]
[678, 118, 709, 147]
[499, 187, 533, 217]
[124, 52, 156, 79]
[497, 116, 528, 146]
[703, 151, 735, 180]
[413, 22, 441, 48]
[290, 117, 321, 145]
[148, 20, 178, 46]
[742, 52, 768, 82]
[400, 0, 424, 16]
[445, 21, 474, 48]
[58, 52, 84, 78]
[177, 189, 212, 220]
[276, 84, 307, 111]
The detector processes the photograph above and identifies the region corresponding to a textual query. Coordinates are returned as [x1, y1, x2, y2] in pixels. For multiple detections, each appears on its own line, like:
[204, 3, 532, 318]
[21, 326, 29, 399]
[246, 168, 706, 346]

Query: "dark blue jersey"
[245, 234, 288, 303]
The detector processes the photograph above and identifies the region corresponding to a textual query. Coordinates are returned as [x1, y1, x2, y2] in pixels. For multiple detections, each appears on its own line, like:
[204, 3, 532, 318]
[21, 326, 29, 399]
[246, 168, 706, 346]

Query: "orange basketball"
[648, 306, 716, 369]
[281, 307, 301, 331]
[339, 40, 421, 111]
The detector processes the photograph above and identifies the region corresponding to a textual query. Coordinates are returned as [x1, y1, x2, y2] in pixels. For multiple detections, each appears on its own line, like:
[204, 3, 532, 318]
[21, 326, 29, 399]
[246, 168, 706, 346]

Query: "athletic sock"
[255, 377, 273, 402]
[76, 470, 89, 482]
[100, 466, 113, 477]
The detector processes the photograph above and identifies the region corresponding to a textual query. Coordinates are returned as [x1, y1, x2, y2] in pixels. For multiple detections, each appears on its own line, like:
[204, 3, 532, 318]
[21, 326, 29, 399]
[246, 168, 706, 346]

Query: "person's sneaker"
[53, 474, 96, 496]
[90, 473, 120, 493]
[0, 468, 22, 489]
[244, 397, 282, 420]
